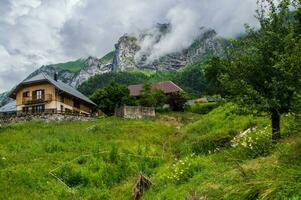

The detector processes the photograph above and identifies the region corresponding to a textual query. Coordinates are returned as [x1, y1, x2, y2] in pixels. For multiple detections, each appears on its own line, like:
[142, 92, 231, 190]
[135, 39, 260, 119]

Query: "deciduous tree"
[221, 0, 301, 141]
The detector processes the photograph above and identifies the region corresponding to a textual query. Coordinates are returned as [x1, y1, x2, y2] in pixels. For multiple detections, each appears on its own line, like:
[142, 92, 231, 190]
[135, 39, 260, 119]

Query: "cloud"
[0, 0, 259, 93]
[134, 4, 203, 63]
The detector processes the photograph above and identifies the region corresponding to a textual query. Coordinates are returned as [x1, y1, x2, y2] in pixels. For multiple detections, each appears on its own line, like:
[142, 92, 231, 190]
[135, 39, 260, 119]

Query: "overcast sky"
[0, 0, 258, 93]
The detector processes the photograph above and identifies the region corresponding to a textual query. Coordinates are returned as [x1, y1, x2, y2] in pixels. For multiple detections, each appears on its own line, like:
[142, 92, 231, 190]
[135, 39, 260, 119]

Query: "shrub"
[231, 126, 275, 159]
[90, 81, 132, 115]
[164, 155, 201, 184]
[139, 84, 167, 108]
[167, 92, 187, 111]
[187, 102, 219, 115]
[138, 157, 161, 176]
[191, 134, 233, 154]
[58, 165, 89, 187]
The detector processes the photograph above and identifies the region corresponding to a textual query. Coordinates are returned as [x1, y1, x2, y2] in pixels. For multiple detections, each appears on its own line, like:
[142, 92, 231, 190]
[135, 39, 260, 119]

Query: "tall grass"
[0, 104, 300, 199]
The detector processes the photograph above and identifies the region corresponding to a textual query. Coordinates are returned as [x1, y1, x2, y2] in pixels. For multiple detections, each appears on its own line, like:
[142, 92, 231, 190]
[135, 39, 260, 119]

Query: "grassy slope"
[53, 59, 85, 73]
[99, 51, 115, 64]
[0, 105, 300, 199]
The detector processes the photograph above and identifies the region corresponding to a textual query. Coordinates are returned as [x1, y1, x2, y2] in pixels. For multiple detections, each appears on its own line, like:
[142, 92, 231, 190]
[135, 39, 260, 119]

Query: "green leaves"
[90, 81, 132, 115]
[139, 84, 167, 108]
[221, 0, 301, 115]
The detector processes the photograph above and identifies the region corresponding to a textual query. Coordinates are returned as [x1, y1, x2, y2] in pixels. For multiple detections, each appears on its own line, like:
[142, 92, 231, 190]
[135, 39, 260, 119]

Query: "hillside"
[0, 104, 300, 199]
[53, 59, 86, 73]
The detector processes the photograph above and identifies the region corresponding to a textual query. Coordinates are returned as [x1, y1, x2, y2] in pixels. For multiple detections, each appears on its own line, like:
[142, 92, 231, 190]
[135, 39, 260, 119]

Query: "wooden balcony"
[22, 94, 53, 105]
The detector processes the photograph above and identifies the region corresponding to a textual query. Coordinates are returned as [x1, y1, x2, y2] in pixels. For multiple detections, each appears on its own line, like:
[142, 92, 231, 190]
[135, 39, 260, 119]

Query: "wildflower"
[242, 142, 247, 147]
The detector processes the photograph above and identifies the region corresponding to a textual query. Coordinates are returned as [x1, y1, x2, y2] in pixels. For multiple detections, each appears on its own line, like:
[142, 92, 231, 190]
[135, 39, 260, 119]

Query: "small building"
[2, 73, 96, 116]
[128, 81, 183, 97]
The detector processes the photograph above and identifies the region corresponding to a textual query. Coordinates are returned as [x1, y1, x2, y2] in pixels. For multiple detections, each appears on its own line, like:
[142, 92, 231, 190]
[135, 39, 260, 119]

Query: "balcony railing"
[22, 94, 53, 105]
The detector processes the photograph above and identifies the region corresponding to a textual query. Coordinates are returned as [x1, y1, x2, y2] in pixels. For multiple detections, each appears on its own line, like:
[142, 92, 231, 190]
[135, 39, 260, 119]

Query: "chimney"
[54, 73, 58, 81]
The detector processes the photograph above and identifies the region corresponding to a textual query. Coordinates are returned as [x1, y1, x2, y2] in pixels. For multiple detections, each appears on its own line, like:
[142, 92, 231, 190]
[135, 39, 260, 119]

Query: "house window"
[22, 107, 29, 112]
[61, 105, 64, 112]
[65, 108, 72, 114]
[74, 99, 80, 109]
[23, 91, 30, 97]
[33, 90, 44, 100]
[32, 105, 45, 113]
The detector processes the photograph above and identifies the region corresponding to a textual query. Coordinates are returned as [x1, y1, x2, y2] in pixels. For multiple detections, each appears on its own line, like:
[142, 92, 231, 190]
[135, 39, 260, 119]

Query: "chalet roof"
[10, 73, 96, 106]
[0, 100, 16, 113]
[128, 81, 183, 97]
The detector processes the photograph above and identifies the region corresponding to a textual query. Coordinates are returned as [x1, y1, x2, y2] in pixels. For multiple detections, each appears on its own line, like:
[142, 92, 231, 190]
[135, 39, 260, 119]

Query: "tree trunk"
[271, 109, 281, 141]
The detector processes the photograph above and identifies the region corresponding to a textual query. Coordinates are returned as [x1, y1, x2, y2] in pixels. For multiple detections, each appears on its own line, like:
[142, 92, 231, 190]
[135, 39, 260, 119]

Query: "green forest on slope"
[78, 61, 208, 98]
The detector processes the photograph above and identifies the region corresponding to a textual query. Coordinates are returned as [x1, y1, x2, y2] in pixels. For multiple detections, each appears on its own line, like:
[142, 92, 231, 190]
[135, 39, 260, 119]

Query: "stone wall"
[115, 106, 155, 119]
[0, 113, 93, 125]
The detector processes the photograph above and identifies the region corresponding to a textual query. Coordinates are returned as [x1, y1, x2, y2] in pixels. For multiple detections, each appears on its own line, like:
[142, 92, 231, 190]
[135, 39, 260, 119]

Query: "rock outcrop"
[112, 25, 229, 71]
[70, 56, 112, 88]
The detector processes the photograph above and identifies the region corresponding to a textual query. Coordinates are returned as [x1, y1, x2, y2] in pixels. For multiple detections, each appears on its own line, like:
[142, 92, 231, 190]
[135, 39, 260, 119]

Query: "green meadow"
[0, 104, 300, 199]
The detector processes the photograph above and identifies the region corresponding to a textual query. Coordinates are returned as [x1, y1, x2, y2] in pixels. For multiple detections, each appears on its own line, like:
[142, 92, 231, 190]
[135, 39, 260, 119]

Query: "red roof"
[128, 81, 183, 96]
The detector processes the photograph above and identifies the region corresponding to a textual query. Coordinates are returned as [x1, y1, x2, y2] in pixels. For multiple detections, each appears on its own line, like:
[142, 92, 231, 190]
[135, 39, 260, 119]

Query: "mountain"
[25, 24, 229, 89]
[0, 24, 230, 107]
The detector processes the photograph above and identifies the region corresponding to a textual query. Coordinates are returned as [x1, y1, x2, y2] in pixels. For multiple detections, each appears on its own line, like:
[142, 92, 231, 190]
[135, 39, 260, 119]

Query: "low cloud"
[134, 5, 203, 63]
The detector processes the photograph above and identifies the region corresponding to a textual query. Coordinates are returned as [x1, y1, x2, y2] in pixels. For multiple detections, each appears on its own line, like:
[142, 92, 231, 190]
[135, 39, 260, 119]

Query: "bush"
[138, 157, 161, 176]
[187, 102, 219, 115]
[90, 81, 133, 115]
[231, 126, 275, 159]
[139, 84, 167, 108]
[58, 165, 89, 187]
[164, 155, 201, 184]
[191, 134, 233, 154]
[167, 92, 187, 111]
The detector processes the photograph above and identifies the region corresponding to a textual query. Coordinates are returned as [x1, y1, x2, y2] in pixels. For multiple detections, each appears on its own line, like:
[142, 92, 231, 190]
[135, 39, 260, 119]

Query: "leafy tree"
[153, 89, 167, 107]
[173, 62, 207, 97]
[139, 83, 157, 107]
[138, 83, 167, 107]
[167, 92, 187, 112]
[204, 57, 228, 96]
[90, 81, 132, 115]
[220, 0, 301, 141]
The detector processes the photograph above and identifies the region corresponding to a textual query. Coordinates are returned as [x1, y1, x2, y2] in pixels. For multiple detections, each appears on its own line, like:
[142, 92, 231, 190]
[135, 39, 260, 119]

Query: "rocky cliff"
[113, 24, 229, 71]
